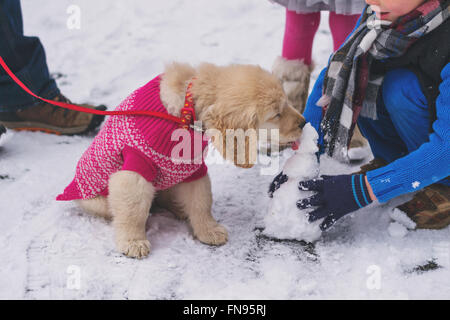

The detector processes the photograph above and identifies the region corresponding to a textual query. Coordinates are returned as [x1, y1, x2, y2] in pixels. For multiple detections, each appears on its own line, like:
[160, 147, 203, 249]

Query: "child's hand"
[297, 174, 374, 230]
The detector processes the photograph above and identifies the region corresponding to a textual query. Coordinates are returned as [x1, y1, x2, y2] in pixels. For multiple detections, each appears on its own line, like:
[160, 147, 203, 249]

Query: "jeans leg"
[357, 93, 409, 163]
[0, 0, 59, 111]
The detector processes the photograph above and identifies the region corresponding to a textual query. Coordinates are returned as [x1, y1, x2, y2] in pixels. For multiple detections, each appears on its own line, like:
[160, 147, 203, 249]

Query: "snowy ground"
[1, 0, 449, 300]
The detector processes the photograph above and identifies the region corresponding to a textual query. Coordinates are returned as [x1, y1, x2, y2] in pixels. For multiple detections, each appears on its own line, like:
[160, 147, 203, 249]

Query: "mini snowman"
[264, 123, 323, 242]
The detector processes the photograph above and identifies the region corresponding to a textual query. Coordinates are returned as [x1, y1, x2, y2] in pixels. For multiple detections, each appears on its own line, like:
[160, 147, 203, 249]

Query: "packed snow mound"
[263, 124, 323, 242]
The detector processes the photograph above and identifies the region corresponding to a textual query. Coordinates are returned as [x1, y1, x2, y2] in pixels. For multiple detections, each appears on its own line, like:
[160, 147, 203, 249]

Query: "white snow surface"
[1, 0, 449, 299]
[264, 124, 322, 242]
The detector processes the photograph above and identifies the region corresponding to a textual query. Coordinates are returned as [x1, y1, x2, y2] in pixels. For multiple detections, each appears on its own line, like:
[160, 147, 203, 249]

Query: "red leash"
[0, 56, 196, 128]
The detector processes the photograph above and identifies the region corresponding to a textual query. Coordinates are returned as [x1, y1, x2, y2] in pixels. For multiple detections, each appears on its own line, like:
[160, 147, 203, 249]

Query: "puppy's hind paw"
[117, 239, 151, 259]
[195, 223, 229, 246]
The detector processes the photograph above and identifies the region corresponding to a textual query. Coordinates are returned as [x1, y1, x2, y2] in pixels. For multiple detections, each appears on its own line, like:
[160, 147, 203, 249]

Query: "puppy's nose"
[299, 119, 306, 129]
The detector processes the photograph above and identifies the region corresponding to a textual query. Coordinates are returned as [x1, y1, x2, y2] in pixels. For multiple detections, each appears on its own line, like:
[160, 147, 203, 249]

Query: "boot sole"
[0, 121, 91, 135]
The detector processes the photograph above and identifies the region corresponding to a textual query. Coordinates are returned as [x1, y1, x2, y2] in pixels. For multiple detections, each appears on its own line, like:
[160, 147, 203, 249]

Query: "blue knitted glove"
[297, 174, 373, 230]
[268, 171, 288, 198]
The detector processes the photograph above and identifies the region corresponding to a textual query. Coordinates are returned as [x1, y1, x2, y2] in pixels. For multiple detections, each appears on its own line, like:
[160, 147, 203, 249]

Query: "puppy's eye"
[272, 113, 281, 120]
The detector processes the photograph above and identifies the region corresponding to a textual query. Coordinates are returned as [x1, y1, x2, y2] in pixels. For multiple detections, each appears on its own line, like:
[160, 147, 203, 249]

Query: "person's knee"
[382, 69, 426, 115]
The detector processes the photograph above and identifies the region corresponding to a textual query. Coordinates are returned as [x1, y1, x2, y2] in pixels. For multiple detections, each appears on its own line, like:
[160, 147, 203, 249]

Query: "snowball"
[388, 208, 416, 238]
[388, 222, 408, 238]
[263, 124, 323, 242]
[389, 208, 416, 230]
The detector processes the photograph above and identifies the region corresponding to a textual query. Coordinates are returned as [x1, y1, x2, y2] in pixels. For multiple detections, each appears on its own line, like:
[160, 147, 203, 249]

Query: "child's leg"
[357, 96, 409, 164]
[275, 10, 319, 113]
[282, 10, 320, 65]
[329, 12, 360, 51]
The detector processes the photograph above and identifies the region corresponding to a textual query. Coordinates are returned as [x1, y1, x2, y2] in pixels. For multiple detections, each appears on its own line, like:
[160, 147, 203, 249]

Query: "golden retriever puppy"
[67, 62, 305, 258]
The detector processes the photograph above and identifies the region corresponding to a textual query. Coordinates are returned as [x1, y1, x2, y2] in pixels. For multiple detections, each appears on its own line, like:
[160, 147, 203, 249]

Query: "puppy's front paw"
[116, 239, 151, 259]
[195, 223, 229, 246]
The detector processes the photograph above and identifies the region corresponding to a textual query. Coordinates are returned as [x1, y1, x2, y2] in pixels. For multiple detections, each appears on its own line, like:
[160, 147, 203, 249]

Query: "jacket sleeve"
[367, 62, 450, 203]
[303, 67, 326, 148]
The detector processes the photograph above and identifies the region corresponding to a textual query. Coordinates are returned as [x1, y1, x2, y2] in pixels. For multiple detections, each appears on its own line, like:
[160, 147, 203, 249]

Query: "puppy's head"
[202, 64, 306, 168]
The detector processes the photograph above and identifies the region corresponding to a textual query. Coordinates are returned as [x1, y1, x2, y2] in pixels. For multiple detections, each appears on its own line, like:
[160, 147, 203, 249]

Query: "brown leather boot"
[398, 183, 450, 230]
[0, 94, 106, 135]
[354, 158, 388, 174]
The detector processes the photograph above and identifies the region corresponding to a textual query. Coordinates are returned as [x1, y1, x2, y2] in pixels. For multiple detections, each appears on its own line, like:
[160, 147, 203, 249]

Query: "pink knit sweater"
[57, 76, 208, 201]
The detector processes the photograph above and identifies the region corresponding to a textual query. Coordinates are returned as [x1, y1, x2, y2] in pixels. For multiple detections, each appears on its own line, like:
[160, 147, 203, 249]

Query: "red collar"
[180, 79, 198, 130]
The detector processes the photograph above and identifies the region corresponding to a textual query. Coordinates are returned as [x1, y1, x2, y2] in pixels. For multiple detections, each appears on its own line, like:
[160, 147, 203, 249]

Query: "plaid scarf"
[320, 0, 450, 159]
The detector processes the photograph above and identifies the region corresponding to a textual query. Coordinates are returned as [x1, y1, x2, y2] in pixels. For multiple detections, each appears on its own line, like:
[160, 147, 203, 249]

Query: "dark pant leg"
[0, 0, 59, 111]
[357, 93, 409, 164]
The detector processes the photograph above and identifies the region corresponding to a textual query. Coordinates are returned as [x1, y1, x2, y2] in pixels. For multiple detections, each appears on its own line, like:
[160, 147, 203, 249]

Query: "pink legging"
[282, 10, 360, 65]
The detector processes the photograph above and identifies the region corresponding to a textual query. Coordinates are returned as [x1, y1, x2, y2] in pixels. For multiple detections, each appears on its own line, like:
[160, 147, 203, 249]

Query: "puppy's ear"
[204, 104, 258, 169]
